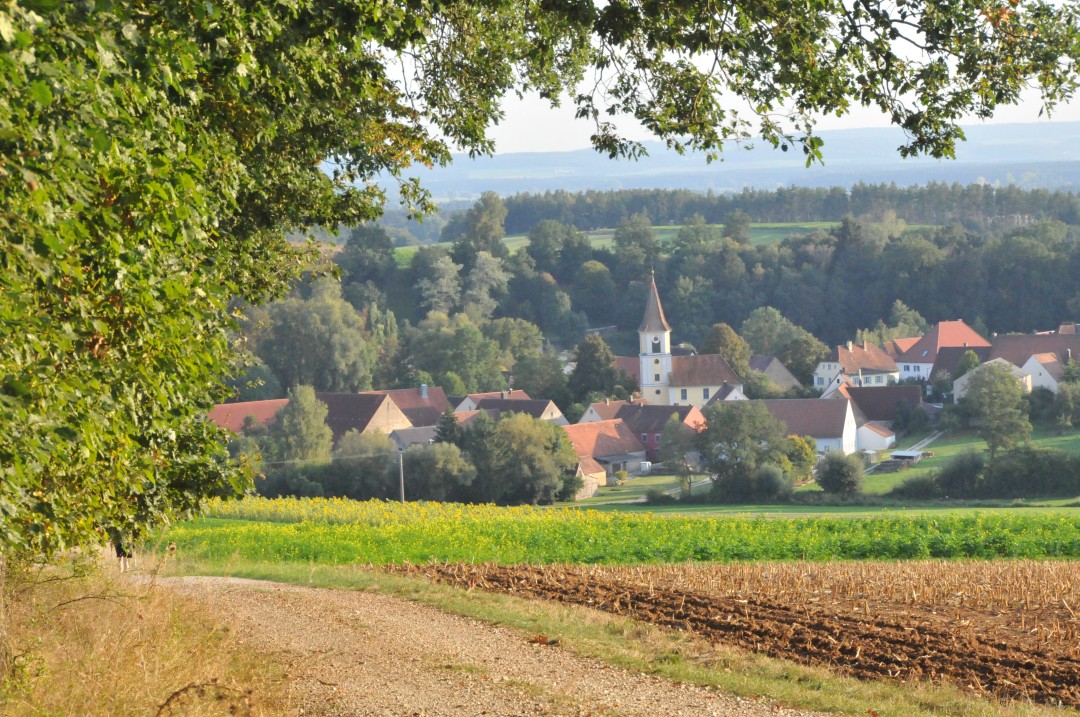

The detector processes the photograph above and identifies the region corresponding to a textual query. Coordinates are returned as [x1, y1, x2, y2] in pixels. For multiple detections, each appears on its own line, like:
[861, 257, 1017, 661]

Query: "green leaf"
[29, 80, 53, 106]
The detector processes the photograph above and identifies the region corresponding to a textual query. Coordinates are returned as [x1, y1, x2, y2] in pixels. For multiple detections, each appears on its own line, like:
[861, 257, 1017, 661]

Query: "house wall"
[1022, 356, 1061, 393]
[575, 469, 606, 500]
[665, 384, 732, 409]
[857, 426, 896, 452]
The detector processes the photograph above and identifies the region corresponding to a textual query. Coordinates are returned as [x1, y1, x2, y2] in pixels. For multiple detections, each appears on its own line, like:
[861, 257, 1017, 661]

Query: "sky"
[487, 90, 1080, 155]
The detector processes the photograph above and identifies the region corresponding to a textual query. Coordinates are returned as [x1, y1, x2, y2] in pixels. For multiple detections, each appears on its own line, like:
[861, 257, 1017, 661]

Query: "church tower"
[638, 272, 672, 402]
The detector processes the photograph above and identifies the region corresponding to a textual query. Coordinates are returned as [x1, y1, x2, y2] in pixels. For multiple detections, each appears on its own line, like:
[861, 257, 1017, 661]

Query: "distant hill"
[385, 122, 1080, 202]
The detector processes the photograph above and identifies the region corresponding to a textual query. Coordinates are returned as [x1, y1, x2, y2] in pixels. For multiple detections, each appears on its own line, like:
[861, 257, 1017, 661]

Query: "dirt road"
[166, 576, 830, 717]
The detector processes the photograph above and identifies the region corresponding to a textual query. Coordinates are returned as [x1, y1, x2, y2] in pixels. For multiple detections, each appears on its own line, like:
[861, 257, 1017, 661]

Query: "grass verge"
[167, 557, 1070, 717]
[0, 551, 290, 717]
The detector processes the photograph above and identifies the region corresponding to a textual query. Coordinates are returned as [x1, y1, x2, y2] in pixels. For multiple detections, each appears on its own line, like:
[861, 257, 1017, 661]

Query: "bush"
[934, 451, 985, 498]
[710, 463, 792, 503]
[815, 453, 864, 496]
[979, 447, 1080, 499]
[644, 488, 678, 505]
[889, 475, 942, 500]
[753, 464, 794, 501]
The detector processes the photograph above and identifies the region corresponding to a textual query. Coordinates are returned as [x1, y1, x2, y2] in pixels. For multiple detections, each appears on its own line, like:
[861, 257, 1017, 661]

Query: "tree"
[696, 402, 791, 502]
[323, 429, 397, 500]
[815, 453, 864, 496]
[4, 0, 1077, 672]
[492, 413, 579, 505]
[963, 362, 1032, 460]
[568, 335, 620, 402]
[405, 313, 504, 393]
[266, 386, 332, 463]
[483, 318, 544, 372]
[401, 443, 476, 502]
[434, 406, 465, 447]
[723, 210, 752, 244]
[659, 414, 698, 497]
[954, 350, 982, 380]
[461, 251, 510, 324]
[511, 352, 572, 408]
[701, 323, 751, 377]
[453, 192, 508, 269]
[255, 281, 378, 392]
[417, 253, 463, 316]
[784, 435, 818, 485]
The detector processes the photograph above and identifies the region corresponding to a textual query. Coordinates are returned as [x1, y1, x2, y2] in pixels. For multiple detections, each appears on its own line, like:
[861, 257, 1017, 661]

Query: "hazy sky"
[488, 90, 1080, 155]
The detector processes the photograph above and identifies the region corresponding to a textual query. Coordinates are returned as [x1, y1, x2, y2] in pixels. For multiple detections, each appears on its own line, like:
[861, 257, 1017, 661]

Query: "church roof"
[638, 274, 671, 333]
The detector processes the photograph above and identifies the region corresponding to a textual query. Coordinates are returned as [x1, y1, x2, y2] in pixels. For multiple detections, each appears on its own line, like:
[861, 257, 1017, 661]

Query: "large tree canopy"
[3, 0, 1078, 555]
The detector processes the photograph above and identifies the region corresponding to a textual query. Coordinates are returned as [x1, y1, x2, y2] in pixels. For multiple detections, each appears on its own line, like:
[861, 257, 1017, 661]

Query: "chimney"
[501, 390, 507, 399]
[963, 342, 968, 347]
[420, 383, 428, 399]
[846, 341, 852, 352]
[605, 398, 610, 405]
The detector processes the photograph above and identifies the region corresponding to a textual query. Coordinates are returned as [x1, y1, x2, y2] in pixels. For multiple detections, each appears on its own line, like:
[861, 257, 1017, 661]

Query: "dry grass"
[0, 550, 291, 717]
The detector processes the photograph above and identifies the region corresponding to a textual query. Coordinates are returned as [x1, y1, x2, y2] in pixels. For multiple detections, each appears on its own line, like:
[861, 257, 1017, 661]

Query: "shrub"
[815, 453, 864, 496]
[889, 475, 942, 500]
[645, 488, 678, 505]
[934, 451, 985, 498]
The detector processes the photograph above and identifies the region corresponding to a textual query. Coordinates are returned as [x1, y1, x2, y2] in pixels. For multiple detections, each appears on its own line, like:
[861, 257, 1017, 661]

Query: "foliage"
[961, 362, 1032, 459]
[815, 454, 864, 496]
[174, 498, 1080, 563]
[511, 352, 572, 409]
[401, 442, 475, 502]
[888, 475, 942, 500]
[404, 313, 504, 393]
[452, 192, 508, 269]
[433, 406, 464, 447]
[700, 323, 750, 377]
[891, 401, 930, 436]
[659, 414, 696, 496]
[266, 386, 332, 463]
[784, 435, 818, 484]
[568, 334, 620, 402]
[697, 402, 792, 502]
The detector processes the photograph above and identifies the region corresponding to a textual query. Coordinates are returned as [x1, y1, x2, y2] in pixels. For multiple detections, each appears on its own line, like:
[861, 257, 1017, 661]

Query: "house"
[315, 392, 413, 442]
[897, 320, 991, 381]
[1022, 353, 1065, 393]
[600, 404, 705, 462]
[881, 337, 920, 362]
[471, 397, 568, 425]
[843, 385, 925, 424]
[360, 385, 451, 427]
[748, 355, 801, 391]
[702, 383, 748, 404]
[616, 274, 743, 408]
[561, 419, 648, 486]
[454, 389, 531, 412]
[951, 358, 1032, 401]
[389, 425, 438, 451]
[928, 345, 993, 383]
[812, 341, 899, 390]
[578, 398, 647, 424]
[208, 398, 289, 434]
[988, 332, 1080, 393]
[857, 421, 897, 453]
[756, 398, 858, 455]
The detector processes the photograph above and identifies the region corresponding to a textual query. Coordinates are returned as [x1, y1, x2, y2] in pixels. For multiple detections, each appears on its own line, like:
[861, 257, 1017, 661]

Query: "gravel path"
[165, 576, 834, 717]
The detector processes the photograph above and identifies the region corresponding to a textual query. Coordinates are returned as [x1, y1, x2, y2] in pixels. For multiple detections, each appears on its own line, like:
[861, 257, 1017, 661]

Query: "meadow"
[164, 497, 1080, 565]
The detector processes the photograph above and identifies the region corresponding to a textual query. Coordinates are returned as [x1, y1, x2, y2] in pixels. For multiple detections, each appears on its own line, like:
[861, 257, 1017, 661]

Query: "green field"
[163, 497, 1080, 565]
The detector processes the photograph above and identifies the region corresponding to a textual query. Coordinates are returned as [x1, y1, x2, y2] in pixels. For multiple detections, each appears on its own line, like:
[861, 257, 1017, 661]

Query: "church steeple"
[639, 273, 672, 400]
[639, 271, 671, 333]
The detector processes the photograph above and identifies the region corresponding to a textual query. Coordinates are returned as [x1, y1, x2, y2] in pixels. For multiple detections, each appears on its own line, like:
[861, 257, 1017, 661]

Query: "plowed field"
[392, 561, 1080, 707]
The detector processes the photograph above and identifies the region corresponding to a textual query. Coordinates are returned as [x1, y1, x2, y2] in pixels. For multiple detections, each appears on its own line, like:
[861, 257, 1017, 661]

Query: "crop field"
[397, 560, 1080, 707]
[168, 497, 1080, 564]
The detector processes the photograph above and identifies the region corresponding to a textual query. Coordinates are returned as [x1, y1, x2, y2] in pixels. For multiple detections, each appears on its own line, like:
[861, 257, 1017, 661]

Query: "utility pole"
[398, 450, 405, 504]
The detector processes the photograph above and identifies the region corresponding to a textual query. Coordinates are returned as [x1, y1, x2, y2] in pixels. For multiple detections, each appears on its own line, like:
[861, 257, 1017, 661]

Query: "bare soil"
[165, 576, 828, 717]
[392, 563, 1080, 708]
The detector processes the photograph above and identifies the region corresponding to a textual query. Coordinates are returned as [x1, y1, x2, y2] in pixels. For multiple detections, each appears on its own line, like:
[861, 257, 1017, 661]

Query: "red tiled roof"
[881, 337, 920, 360]
[316, 392, 411, 441]
[584, 399, 635, 422]
[989, 333, 1080, 368]
[359, 387, 450, 426]
[929, 346, 993, 378]
[615, 404, 705, 434]
[670, 354, 741, 387]
[615, 356, 640, 383]
[899, 321, 990, 364]
[562, 420, 646, 460]
[208, 399, 288, 434]
[756, 398, 851, 439]
[472, 398, 562, 420]
[828, 342, 897, 373]
[464, 389, 531, 403]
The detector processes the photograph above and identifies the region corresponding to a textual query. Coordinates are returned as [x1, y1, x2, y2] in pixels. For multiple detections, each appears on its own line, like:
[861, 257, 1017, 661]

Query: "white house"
[897, 320, 991, 381]
[1022, 353, 1064, 393]
[756, 398, 858, 455]
[952, 358, 1032, 400]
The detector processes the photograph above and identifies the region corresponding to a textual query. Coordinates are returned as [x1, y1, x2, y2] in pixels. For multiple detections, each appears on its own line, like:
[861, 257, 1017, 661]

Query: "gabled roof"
[615, 404, 705, 435]
[748, 355, 801, 390]
[861, 421, 896, 439]
[561, 419, 646, 461]
[639, 273, 671, 332]
[582, 399, 646, 422]
[989, 333, 1080, 368]
[390, 425, 437, 449]
[670, 354, 741, 387]
[316, 392, 412, 441]
[898, 320, 990, 364]
[844, 385, 924, 423]
[1027, 352, 1065, 381]
[208, 399, 289, 434]
[929, 345, 993, 379]
[827, 342, 897, 374]
[881, 337, 920, 360]
[463, 389, 531, 403]
[756, 398, 852, 439]
[359, 386, 451, 427]
[472, 397, 563, 420]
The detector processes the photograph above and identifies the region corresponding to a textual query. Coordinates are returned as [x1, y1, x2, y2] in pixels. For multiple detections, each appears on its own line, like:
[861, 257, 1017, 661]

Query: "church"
[615, 274, 744, 409]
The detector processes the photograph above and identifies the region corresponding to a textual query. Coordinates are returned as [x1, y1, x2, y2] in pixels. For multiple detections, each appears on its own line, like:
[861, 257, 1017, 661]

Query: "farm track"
[394, 563, 1080, 707]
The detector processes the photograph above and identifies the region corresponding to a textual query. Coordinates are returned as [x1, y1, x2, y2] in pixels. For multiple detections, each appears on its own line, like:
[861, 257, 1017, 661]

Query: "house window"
[680, 388, 687, 400]
[654, 433, 662, 444]
[875, 375, 883, 384]
[904, 365, 910, 371]
[816, 377, 823, 386]
[642, 434, 648, 444]
[654, 373, 660, 382]
[703, 387, 710, 399]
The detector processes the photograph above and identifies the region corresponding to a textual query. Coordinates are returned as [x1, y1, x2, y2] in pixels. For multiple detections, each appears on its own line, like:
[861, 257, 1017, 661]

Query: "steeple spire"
[639, 271, 671, 332]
